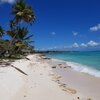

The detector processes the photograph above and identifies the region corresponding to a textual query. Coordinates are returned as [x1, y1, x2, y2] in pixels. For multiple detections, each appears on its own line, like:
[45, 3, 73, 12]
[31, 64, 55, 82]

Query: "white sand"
[0, 54, 99, 100]
[0, 62, 24, 100]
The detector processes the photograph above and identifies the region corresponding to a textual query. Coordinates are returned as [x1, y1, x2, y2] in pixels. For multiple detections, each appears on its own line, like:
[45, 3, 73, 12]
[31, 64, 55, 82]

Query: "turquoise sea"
[46, 51, 100, 77]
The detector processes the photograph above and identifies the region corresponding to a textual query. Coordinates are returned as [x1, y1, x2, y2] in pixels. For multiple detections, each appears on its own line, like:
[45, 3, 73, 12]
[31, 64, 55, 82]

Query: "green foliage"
[0, 0, 35, 58]
[12, 0, 35, 24]
[0, 26, 4, 37]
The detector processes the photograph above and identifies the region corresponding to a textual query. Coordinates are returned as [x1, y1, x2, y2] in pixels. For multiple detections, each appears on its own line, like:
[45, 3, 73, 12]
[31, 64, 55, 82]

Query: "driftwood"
[0, 60, 28, 76]
[11, 65, 28, 76]
[25, 57, 30, 61]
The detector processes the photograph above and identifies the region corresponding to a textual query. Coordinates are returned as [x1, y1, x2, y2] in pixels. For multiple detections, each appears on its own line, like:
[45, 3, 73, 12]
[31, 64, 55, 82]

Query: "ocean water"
[46, 51, 100, 77]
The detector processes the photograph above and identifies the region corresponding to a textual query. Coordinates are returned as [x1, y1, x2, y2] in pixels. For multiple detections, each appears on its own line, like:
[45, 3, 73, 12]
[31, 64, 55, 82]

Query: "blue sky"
[0, 0, 100, 51]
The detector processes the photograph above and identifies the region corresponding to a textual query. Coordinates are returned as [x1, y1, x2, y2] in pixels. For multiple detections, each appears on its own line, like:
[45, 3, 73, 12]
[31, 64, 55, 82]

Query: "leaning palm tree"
[6, 0, 35, 57]
[16, 27, 34, 53]
[11, 0, 35, 24]
[16, 27, 34, 42]
[7, 27, 34, 54]
[7, 27, 34, 42]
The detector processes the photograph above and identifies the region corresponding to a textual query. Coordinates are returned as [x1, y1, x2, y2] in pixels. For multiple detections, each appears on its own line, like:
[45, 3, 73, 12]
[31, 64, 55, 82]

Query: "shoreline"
[46, 55, 100, 78]
[0, 54, 100, 100]
[42, 54, 100, 99]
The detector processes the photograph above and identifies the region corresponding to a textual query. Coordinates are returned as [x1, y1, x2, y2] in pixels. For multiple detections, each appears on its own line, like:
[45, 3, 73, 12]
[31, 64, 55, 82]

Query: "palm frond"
[24, 34, 34, 40]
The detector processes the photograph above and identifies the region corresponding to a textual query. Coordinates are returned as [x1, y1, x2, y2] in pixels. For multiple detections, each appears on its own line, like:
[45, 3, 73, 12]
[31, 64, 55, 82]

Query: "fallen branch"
[25, 57, 30, 61]
[11, 65, 28, 76]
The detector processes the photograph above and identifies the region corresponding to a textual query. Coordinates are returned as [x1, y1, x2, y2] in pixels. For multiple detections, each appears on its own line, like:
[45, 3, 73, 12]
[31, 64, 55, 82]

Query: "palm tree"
[16, 27, 34, 42]
[7, 27, 34, 42]
[7, 27, 34, 54]
[11, 0, 35, 24]
[6, 0, 35, 57]
[9, 20, 16, 30]
[0, 40, 9, 57]
[0, 26, 4, 38]
[16, 27, 34, 49]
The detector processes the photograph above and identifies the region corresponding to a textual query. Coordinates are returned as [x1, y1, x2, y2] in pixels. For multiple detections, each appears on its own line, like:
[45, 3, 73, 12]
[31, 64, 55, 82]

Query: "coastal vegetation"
[0, 0, 35, 58]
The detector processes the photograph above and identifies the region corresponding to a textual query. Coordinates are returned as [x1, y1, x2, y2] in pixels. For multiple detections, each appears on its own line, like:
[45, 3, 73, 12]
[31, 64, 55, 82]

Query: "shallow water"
[46, 51, 100, 77]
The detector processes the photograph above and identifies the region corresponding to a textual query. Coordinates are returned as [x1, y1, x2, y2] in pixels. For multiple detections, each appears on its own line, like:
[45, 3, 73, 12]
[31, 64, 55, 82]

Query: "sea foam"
[67, 62, 100, 77]
[52, 58, 100, 77]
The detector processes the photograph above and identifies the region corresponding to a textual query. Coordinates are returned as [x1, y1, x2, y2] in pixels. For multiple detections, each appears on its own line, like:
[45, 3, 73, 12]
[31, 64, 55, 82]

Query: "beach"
[0, 54, 100, 100]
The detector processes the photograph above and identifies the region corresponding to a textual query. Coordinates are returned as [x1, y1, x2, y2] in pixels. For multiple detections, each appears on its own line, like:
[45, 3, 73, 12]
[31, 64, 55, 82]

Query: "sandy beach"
[0, 54, 100, 100]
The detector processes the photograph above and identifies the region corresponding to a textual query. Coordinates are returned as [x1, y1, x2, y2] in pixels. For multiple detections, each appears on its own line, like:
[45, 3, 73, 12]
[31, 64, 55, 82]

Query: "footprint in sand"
[59, 83, 67, 88]
[50, 74, 77, 94]
[61, 85, 77, 94]
[62, 87, 77, 94]
[52, 75, 62, 80]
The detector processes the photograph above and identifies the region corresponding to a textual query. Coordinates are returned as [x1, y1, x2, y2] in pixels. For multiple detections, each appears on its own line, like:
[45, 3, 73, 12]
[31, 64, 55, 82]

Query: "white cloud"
[81, 43, 87, 47]
[90, 24, 100, 32]
[72, 40, 99, 48]
[72, 31, 78, 36]
[51, 32, 56, 35]
[72, 43, 79, 48]
[87, 40, 99, 46]
[0, 0, 15, 4]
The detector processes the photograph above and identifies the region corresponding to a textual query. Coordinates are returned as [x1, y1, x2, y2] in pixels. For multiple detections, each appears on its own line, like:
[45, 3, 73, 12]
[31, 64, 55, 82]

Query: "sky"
[0, 0, 100, 51]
